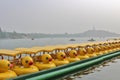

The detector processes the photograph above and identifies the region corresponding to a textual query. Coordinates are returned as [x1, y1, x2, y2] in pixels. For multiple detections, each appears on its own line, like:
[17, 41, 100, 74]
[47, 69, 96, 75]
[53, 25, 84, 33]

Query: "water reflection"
[61, 56, 120, 80]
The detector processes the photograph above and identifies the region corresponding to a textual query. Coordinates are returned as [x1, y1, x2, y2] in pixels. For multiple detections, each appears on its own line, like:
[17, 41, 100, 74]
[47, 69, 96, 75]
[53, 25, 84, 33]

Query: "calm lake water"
[63, 57, 120, 80]
[0, 37, 106, 49]
[0, 37, 120, 80]
[77, 58, 120, 80]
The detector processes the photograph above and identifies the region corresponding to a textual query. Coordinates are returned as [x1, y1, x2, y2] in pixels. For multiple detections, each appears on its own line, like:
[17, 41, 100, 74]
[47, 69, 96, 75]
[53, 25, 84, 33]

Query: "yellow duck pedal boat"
[86, 47, 97, 57]
[108, 45, 115, 53]
[105, 44, 113, 53]
[93, 45, 103, 55]
[77, 48, 89, 60]
[0, 60, 17, 80]
[99, 44, 109, 54]
[35, 54, 56, 70]
[12, 56, 39, 76]
[53, 52, 69, 66]
[67, 50, 80, 62]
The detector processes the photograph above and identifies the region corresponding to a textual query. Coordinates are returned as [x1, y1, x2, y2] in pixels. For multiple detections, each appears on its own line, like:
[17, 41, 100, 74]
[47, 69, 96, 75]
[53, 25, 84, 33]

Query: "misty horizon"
[0, 26, 119, 34]
[0, 0, 120, 34]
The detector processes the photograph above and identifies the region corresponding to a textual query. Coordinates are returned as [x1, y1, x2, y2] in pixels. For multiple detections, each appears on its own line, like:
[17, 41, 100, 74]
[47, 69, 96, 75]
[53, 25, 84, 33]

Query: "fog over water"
[0, 0, 120, 34]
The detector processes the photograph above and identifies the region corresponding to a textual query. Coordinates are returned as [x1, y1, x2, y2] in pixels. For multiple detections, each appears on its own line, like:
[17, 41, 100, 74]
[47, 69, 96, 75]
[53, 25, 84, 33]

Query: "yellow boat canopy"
[13, 40, 120, 54]
[15, 48, 41, 54]
[0, 49, 22, 56]
[32, 46, 54, 52]
[53, 45, 69, 50]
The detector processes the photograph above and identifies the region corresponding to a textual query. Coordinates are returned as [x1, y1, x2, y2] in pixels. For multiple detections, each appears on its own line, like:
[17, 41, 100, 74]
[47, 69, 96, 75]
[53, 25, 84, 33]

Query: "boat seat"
[32, 56, 42, 62]
[50, 53, 57, 59]
[65, 52, 69, 57]
[11, 59, 22, 66]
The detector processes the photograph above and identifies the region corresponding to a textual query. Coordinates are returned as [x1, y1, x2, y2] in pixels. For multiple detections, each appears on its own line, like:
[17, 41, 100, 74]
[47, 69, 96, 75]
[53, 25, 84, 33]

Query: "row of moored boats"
[0, 40, 120, 79]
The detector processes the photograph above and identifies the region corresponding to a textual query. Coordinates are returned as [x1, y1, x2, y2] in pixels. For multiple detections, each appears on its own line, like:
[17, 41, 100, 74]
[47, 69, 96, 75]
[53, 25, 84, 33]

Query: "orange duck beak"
[29, 61, 33, 65]
[10, 64, 13, 69]
[63, 55, 66, 59]
[49, 58, 53, 62]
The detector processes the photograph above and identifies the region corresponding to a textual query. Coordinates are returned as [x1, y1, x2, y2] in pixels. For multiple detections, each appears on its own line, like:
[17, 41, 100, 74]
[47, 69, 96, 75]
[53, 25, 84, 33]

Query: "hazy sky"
[0, 0, 120, 33]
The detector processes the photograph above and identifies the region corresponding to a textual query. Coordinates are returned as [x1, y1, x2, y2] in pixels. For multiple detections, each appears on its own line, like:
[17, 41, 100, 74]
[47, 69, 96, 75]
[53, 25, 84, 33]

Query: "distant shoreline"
[0, 30, 120, 39]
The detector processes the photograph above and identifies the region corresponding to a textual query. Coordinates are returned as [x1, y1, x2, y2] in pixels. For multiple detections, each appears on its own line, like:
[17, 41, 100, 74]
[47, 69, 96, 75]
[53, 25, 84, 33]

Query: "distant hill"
[29, 30, 120, 38]
[78, 30, 120, 37]
[0, 29, 120, 39]
[0, 32, 28, 39]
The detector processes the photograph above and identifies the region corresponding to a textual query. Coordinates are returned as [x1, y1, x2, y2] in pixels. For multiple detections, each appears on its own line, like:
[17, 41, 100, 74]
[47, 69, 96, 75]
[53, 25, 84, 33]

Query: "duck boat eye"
[8, 64, 10, 67]
[25, 60, 28, 63]
[46, 57, 48, 60]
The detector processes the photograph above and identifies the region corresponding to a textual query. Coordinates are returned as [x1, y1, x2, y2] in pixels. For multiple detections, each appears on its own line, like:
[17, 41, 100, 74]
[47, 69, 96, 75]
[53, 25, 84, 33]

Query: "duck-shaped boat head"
[13, 56, 39, 76]
[21, 56, 33, 68]
[105, 44, 114, 52]
[35, 53, 56, 70]
[67, 50, 80, 62]
[86, 46, 94, 54]
[69, 50, 78, 58]
[99, 44, 106, 51]
[0, 60, 13, 73]
[111, 42, 119, 51]
[77, 48, 89, 59]
[78, 48, 87, 55]
[53, 52, 69, 66]
[57, 52, 67, 60]
[85, 46, 97, 57]
[93, 46, 101, 52]
[92, 45, 103, 55]
[104, 44, 110, 50]
[0, 60, 17, 79]
[41, 53, 53, 64]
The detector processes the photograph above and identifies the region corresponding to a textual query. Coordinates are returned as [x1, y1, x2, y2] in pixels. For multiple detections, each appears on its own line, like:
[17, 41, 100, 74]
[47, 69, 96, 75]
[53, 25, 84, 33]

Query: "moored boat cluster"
[0, 40, 120, 79]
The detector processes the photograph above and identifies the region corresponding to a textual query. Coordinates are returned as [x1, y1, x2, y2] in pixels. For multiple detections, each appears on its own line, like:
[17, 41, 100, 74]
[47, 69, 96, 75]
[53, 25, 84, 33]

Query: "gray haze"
[0, 0, 120, 34]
